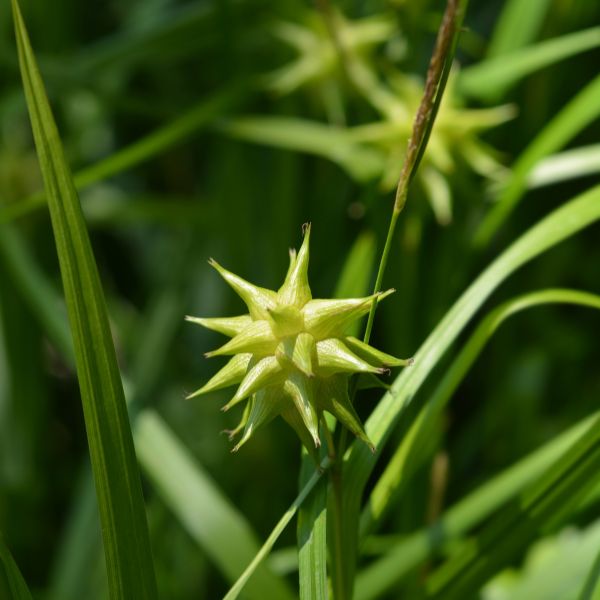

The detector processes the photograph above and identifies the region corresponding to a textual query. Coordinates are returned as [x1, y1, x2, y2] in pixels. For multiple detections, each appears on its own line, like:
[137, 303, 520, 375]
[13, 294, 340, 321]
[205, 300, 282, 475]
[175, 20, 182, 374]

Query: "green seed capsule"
[187, 224, 411, 455]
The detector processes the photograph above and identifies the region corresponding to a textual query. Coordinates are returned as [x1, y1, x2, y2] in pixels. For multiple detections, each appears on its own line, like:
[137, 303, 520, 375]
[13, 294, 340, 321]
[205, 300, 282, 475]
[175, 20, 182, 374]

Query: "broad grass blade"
[10, 2, 158, 597]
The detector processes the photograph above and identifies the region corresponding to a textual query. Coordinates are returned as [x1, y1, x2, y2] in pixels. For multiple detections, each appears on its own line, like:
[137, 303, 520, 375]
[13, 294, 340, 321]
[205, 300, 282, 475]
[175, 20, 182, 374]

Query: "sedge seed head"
[187, 224, 410, 458]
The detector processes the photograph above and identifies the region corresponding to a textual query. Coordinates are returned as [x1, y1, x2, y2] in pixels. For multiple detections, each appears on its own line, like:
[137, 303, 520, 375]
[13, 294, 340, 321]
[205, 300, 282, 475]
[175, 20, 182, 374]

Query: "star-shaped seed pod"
[186, 225, 410, 457]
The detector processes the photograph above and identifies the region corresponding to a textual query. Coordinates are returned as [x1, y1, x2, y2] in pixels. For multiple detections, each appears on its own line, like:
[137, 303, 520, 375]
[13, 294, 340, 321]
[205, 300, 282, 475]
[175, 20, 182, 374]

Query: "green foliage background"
[0, 0, 598, 598]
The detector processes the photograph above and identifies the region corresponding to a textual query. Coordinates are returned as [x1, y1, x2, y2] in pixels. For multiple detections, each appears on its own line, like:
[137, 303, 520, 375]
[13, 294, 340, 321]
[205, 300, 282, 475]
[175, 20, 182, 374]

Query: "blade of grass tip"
[135, 410, 296, 600]
[473, 72, 600, 247]
[426, 412, 600, 599]
[361, 288, 600, 536]
[0, 85, 242, 224]
[10, 2, 158, 597]
[224, 457, 331, 600]
[341, 182, 600, 597]
[354, 410, 599, 600]
[0, 532, 32, 600]
[363, 0, 469, 345]
[459, 27, 600, 101]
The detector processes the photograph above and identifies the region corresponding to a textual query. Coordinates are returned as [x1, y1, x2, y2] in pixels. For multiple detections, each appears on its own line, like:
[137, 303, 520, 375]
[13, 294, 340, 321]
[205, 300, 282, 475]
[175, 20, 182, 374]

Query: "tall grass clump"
[1, 0, 599, 599]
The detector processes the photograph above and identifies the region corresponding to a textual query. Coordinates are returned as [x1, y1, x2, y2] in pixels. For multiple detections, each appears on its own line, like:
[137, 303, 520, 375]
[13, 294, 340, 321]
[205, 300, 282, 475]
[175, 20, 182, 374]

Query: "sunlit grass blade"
[528, 144, 600, 189]
[354, 410, 599, 600]
[0, 533, 32, 600]
[361, 288, 600, 536]
[10, 1, 157, 597]
[224, 458, 330, 600]
[485, 0, 552, 58]
[0, 88, 240, 224]
[135, 411, 295, 600]
[426, 412, 600, 599]
[340, 182, 600, 591]
[474, 73, 600, 246]
[459, 27, 600, 101]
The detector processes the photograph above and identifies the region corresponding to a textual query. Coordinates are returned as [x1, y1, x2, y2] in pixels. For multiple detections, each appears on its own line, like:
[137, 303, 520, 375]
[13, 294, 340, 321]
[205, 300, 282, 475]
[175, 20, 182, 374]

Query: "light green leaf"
[0, 533, 32, 600]
[361, 288, 600, 537]
[474, 73, 600, 246]
[528, 144, 600, 189]
[135, 411, 296, 600]
[10, 1, 157, 597]
[460, 27, 600, 101]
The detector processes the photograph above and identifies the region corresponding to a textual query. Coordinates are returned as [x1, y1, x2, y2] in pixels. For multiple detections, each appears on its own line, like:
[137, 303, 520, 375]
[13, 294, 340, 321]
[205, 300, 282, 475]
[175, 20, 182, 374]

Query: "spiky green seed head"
[187, 224, 411, 458]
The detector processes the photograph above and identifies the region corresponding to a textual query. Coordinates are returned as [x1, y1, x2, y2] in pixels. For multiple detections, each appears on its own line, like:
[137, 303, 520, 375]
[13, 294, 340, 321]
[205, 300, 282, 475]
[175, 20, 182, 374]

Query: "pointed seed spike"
[205, 320, 277, 357]
[209, 258, 277, 320]
[292, 332, 315, 377]
[233, 389, 282, 451]
[344, 336, 412, 367]
[318, 376, 375, 451]
[224, 357, 284, 410]
[186, 353, 252, 399]
[284, 373, 320, 447]
[278, 224, 312, 308]
[304, 289, 395, 339]
[315, 338, 382, 376]
[185, 314, 252, 337]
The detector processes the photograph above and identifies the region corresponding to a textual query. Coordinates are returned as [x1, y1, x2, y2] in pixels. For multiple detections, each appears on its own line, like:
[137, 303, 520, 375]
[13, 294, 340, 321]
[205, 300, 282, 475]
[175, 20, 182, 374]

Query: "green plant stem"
[329, 1, 469, 596]
[362, 0, 468, 344]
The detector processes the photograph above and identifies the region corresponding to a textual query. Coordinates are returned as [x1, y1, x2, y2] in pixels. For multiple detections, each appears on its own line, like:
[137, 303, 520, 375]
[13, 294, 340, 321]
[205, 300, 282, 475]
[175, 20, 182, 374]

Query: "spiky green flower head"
[186, 224, 411, 459]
